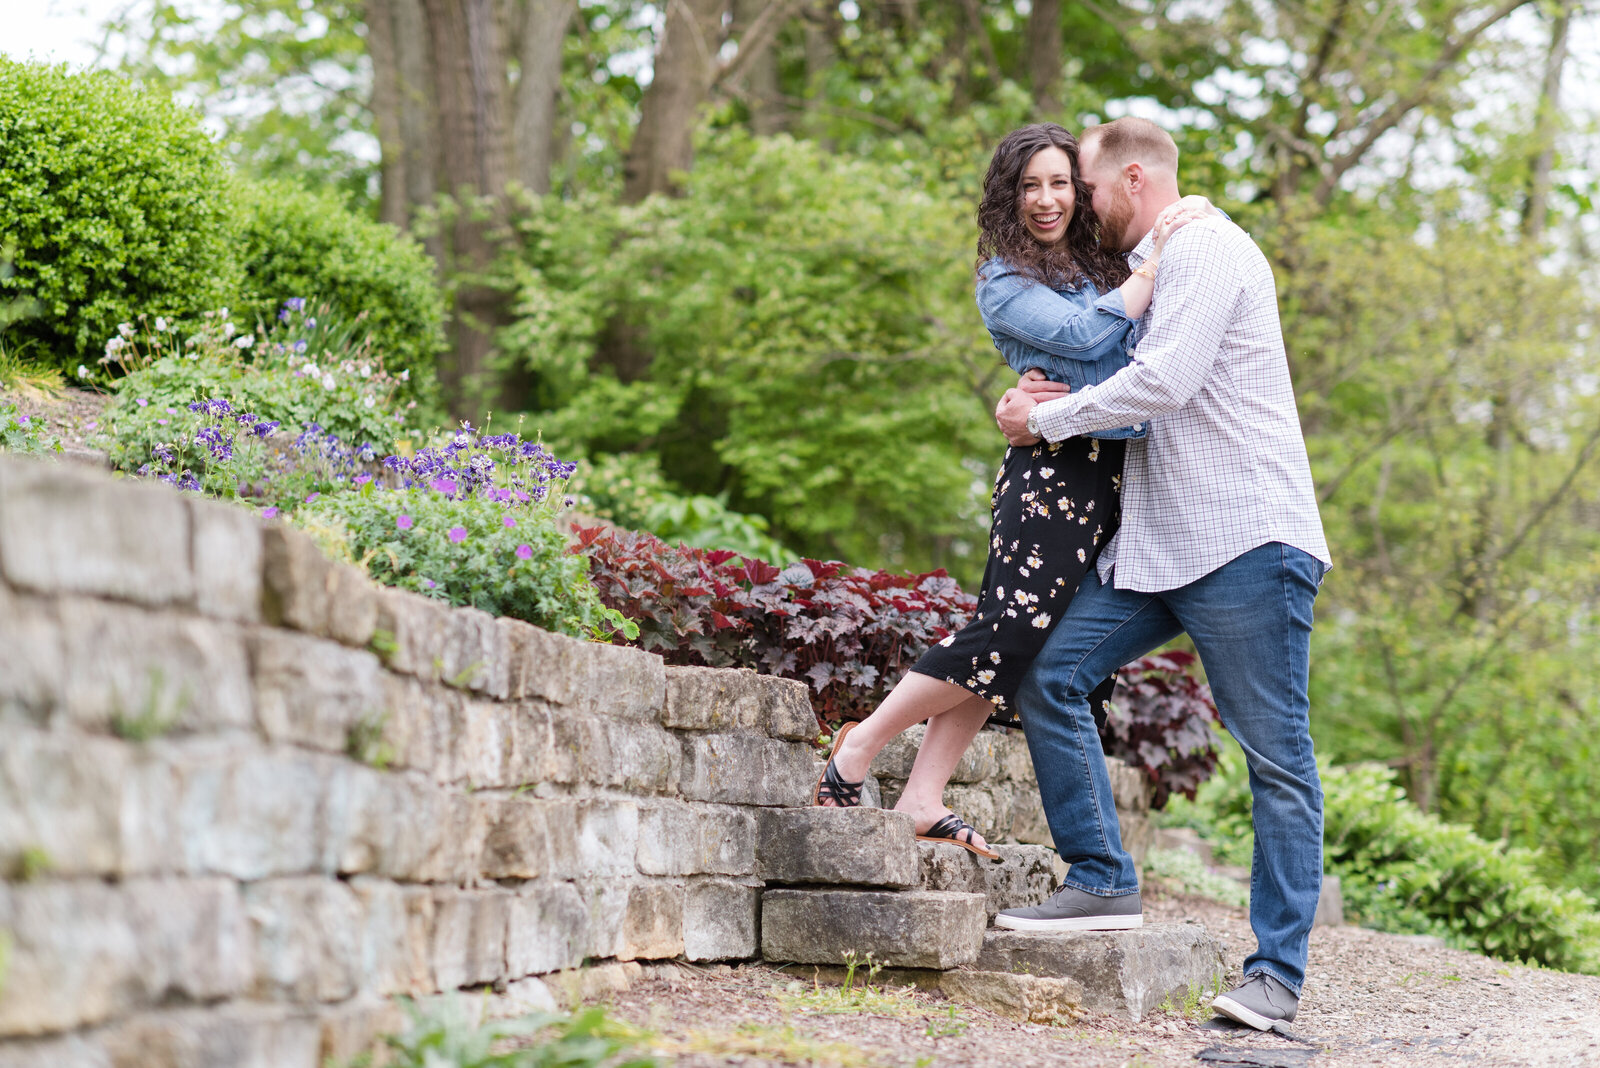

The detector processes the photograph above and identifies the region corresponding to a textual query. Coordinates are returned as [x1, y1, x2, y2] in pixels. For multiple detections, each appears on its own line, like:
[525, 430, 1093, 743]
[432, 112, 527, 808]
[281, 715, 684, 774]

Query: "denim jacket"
[976, 257, 1146, 440]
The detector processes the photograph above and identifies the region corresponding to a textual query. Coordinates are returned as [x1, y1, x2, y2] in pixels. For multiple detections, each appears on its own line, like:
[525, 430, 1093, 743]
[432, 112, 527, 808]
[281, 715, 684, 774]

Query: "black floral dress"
[910, 435, 1124, 728]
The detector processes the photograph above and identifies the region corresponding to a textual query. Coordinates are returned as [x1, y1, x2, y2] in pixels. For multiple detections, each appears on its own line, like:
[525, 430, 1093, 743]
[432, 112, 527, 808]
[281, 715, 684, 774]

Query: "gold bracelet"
[1134, 261, 1158, 280]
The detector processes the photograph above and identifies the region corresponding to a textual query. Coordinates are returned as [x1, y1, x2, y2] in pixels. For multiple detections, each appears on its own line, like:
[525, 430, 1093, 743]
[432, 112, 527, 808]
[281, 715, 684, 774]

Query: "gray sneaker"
[1211, 972, 1299, 1031]
[993, 885, 1143, 931]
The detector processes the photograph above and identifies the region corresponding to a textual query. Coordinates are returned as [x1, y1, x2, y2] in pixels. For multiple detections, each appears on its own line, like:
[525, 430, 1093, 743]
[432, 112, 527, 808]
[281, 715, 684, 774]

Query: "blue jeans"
[1016, 541, 1324, 994]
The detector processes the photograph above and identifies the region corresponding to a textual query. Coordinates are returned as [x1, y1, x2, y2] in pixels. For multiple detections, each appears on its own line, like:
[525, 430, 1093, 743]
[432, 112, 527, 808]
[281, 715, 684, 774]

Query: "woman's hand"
[1153, 195, 1216, 241]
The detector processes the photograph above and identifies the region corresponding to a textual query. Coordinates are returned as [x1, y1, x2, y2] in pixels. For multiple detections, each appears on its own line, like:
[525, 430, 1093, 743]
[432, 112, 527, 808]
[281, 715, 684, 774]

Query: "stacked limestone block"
[0, 456, 821, 1066]
[870, 721, 1156, 871]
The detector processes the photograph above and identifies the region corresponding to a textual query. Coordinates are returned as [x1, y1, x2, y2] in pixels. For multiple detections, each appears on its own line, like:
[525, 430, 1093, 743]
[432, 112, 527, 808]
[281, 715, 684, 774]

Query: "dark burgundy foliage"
[576, 527, 1221, 805]
[1101, 649, 1222, 808]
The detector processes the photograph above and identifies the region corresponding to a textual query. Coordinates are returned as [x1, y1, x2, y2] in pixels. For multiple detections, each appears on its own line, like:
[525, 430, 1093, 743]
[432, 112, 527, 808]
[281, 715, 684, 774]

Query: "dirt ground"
[598, 886, 1600, 1068]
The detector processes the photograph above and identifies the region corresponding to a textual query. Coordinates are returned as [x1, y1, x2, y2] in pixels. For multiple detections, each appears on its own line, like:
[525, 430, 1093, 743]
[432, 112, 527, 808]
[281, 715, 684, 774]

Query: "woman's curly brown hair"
[975, 123, 1130, 292]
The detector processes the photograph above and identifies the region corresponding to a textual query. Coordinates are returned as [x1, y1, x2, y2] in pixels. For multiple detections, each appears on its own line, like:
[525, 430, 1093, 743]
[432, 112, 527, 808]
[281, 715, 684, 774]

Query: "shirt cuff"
[1092, 288, 1131, 321]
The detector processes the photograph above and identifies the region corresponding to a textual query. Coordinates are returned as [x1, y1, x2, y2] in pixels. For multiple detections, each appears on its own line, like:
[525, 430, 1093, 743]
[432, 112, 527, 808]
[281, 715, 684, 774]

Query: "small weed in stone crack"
[110, 668, 190, 741]
[1157, 980, 1212, 1019]
[771, 952, 921, 1016]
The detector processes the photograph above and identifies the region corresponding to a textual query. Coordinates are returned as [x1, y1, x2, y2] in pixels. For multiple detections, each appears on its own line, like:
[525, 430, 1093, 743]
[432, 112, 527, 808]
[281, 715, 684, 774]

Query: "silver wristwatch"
[1026, 407, 1041, 439]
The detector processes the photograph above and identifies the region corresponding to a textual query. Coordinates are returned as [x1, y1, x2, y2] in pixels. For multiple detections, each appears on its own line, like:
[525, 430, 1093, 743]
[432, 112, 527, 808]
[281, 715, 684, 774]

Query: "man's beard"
[1100, 187, 1137, 252]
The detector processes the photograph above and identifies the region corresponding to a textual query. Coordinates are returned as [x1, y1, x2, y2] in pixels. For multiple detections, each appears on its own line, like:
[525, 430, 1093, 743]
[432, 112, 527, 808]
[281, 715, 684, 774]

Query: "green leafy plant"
[1180, 756, 1600, 974]
[299, 429, 632, 641]
[772, 951, 919, 1017]
[0, 59, 239, 370]
[0, 402, 61, 456]
[1143, 847, 1249, 909]
[345, 998, 656, 1068]
[924, 1006, 969, 1038]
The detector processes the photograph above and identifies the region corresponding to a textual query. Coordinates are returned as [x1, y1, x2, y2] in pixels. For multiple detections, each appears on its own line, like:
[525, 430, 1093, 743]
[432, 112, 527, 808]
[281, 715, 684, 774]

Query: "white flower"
[1040, 466, 1055, 478]
[321, 373, 336, 390]
[117, 322, 133, 339]
[399, 370, 410, 382]
[1077, 548, 1088, 563]
[363, 395, 375, 408]
[222, 321, 236, 338]
[234, 335, 254, 349]
[302, 362, 319, 377]
[1031, 613, 1052, 629]
[977, 670, 996, 685]
[361, 366, 371, 378]
[990, 652, 1002, 664]
[938, 634, 956, 647]
[218, 307, 229, 319]
[154, 316, 168, 331]
[76, 364, 90, 379]
[104, 337, 125, 355]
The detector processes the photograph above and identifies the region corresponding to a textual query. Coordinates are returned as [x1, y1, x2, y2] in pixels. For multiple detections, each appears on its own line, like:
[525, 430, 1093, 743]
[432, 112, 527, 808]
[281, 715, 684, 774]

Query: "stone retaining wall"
[0, 455, 1153, 1065]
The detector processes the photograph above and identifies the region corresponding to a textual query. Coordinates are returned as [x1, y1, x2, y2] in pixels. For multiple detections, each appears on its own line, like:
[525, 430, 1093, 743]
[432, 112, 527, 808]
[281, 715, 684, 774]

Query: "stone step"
[917, 841, 1057, 919]
[974, 923, 1226, 1020]
[761, 889, 987, 969]
[755, 807, 919, 888]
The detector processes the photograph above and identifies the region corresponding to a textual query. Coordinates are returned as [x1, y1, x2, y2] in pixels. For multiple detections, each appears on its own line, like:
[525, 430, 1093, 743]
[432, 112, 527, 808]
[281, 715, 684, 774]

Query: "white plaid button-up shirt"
[1031, 214, 1331, 592]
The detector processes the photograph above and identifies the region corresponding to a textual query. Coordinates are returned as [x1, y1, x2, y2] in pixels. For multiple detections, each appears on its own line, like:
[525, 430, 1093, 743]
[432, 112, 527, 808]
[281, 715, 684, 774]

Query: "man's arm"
[1029, 224, 1237, 442]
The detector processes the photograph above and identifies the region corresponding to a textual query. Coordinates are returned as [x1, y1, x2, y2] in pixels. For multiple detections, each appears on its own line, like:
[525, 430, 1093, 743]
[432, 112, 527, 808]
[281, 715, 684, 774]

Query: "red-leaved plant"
[1101, 649, 1221, 807]
[575, 526, 1221, 807]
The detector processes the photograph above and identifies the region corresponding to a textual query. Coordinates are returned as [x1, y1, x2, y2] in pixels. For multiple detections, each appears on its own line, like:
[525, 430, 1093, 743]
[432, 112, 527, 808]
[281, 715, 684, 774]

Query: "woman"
[813, 123, 1206, 858]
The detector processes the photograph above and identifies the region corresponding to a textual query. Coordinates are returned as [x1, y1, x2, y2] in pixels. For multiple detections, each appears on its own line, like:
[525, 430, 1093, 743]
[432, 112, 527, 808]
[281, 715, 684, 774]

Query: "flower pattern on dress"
[909, 437, 1125, 725]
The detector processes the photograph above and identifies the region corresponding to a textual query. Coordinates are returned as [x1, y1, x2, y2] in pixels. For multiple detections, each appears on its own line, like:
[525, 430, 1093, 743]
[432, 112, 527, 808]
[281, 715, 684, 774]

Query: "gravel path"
[602, 887, 1600, 1068]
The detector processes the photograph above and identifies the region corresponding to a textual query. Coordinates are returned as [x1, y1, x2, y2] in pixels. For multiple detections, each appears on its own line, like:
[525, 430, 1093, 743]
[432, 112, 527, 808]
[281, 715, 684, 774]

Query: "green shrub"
[1176, 756, 1600, 973]
[233, 179, 445, 391]
[0, 60, 238, 369]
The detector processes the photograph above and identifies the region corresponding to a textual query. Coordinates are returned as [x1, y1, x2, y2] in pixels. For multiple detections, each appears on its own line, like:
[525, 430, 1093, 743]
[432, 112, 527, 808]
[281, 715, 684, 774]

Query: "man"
[991, 116, 1332, 1033]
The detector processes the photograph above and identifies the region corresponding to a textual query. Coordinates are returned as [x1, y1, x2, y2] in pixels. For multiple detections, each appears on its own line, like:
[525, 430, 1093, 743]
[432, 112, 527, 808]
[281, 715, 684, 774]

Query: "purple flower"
[430, 477, 457, 496]
[448, 526, 467, 544]
[423, 579, 436, 589]
[156, 418, 169, 426]
[354, 474, 372, 488]
[305, 492, 320, 503]
[252, 420, 280, 439]
[285, 297, 305, 312]
[515, 543, 532, 560]
[136, 398, 148, 407]
[502, 516, 516, 528]
[16, 415, 29, 426]
[85, 421, 98, 430]
[262, 506, 279, 519]
[396, 514, 413, 530]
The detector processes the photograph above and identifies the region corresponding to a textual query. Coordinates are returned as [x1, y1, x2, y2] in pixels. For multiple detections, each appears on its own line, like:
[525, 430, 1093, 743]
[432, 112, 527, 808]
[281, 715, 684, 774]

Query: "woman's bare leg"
[824, 672, 998, 851]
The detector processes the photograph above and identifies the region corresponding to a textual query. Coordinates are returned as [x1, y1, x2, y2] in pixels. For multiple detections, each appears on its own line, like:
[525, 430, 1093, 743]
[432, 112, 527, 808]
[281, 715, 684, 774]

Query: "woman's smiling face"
[1019, 146, 1075, 247]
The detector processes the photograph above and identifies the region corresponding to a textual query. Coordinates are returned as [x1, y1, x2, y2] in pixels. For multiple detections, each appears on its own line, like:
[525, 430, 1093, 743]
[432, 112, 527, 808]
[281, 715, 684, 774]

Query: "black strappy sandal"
[917, 811, 1002, 860]
[812, 721, 865, 807]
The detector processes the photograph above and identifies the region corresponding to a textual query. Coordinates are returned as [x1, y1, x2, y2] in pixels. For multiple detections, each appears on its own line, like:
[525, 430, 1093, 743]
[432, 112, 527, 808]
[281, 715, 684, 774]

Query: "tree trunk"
[1025, 0, 1062, 111]
[733, 0, 785, 134]
[420, 0, 515, 414]
[514, 0, 575, 194]
[623, 0, 730, 202]
[1521, 3, 1571, 242]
